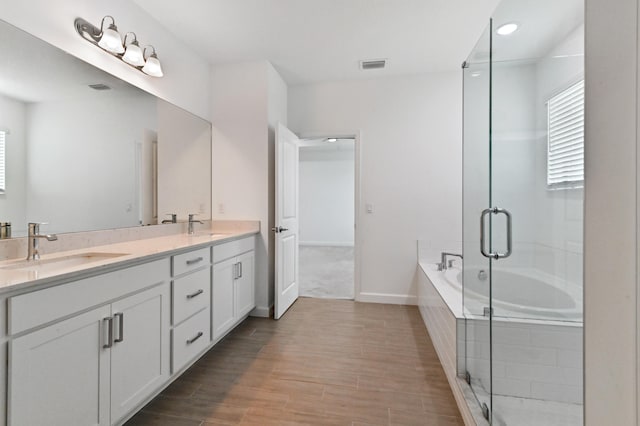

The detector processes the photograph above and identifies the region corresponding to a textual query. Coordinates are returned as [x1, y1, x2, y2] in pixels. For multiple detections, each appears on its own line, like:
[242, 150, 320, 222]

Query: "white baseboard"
[356, 292, 418, 306]
[249, 305, 272, 318]
[299, 241, 354, 247]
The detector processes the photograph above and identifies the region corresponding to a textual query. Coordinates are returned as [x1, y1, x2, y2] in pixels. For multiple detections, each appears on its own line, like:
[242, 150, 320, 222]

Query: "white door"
[274, 123, 300, 319]
[9, 305, 111, 426]
[110, 284, 170, 422]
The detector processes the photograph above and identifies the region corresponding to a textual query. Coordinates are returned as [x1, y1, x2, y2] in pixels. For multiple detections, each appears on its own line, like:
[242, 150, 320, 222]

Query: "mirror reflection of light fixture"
[325, 138, 338, 143]
[122, 32, 145, 67]
[142, 46, 164, 77]
[74, 15, 164, 77]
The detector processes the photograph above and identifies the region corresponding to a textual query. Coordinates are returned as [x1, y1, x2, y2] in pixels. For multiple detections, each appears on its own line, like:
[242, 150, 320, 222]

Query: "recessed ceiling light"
[496, 23, 518, 36]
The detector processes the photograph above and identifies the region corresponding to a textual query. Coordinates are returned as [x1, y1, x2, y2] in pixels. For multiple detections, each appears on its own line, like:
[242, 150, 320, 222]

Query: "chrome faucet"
[438, 252, 463, 271]
[27, 222, 58, 260]
[188, 214, 203, 235]
[162, 213, 177, 224]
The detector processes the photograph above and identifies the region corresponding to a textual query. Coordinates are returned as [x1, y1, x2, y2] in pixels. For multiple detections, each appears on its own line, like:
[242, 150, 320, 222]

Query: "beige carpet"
[299, 245, 354, 299]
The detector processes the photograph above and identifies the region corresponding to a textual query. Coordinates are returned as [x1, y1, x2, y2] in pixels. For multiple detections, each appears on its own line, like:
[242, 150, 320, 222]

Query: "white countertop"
[0, 227, 259, 294]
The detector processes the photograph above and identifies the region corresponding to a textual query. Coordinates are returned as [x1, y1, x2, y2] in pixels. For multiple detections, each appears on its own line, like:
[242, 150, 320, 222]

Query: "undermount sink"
[1, 252, 129, 273]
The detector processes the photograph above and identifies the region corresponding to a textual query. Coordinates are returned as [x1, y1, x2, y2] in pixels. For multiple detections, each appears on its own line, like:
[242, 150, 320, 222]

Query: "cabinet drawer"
[172, 267, 211, 325]
[172, 307, 210, 373]
[213, 236, 255, 263]
[8, 259, 169, 335]
[172, 247, 211, 277]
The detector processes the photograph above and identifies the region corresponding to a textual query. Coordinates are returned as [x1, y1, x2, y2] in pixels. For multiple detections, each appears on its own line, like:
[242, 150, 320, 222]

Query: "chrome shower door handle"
[480, 207, 513, 260]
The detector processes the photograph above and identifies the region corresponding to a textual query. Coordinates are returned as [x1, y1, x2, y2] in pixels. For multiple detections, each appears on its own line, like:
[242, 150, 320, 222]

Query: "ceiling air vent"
[360, 59, 387, 70]
[88, 83, 111, 91]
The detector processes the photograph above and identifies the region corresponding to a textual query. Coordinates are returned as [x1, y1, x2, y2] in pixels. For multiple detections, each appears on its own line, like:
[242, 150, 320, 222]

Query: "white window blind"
[0, 131, 5, 193]
[547, 79, 584, 187]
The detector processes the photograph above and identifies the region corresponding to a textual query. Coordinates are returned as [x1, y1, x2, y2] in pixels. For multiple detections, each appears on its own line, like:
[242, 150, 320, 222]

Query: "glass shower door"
[488, 0, 584, 424]
[462, 21, 493, 420]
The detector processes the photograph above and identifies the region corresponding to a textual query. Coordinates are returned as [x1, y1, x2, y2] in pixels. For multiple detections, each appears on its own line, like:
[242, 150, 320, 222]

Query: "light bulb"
[142, 54, 163, 77]
[123, 41, 145, 66]
[98, 24, 124, 54]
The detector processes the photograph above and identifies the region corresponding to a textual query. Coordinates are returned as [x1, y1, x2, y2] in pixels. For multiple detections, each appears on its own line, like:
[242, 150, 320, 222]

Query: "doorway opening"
[298, 137, 355, 300]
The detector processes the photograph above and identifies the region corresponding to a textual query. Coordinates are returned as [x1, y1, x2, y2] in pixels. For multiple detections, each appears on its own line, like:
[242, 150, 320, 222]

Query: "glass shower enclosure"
[462, 0, 584, 424]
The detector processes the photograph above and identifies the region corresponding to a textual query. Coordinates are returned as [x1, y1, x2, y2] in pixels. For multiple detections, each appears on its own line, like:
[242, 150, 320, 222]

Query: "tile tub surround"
[0, 220, 259, 292]
[418, 258, 583, 424]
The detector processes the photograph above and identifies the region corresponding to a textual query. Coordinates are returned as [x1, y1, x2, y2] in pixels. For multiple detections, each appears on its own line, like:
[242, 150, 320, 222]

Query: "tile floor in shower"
[299, 245, 354, 299]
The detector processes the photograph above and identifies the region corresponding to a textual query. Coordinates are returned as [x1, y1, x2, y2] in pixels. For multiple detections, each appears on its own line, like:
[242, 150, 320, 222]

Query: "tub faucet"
[26, 222, 58, 261]
[188, 214, 203, 235]
[439, 252, 463, 271]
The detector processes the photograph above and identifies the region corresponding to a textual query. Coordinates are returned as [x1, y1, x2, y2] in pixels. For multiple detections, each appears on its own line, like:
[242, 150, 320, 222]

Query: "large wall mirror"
[0, 20, 212, 237]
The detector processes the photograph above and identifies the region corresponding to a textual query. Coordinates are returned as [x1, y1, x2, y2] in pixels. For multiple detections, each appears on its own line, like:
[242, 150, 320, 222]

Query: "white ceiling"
[133, 0, 502, 85]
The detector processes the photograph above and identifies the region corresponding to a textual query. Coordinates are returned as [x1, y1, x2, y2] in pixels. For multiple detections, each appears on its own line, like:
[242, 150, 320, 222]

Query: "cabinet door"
[235, 250, 255, 318]
[110, 283, 170, 422]
[212, 257, 236, 340]
[9, 305, 111, 426]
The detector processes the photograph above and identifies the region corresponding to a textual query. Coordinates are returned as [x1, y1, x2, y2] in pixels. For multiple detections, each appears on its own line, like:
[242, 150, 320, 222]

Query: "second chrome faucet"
[27, 222, 58, 260]
[188, 214, 203, 235]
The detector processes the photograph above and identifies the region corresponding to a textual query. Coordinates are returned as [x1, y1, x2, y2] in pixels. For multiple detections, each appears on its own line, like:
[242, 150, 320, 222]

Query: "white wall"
[584, 0, 638, 423]
[0, 94, 27, 229]
[211, 61, 287, 317]
[289, 73, 462, 304]
[299, 149, 354, 246]
[0, 0, 211, 119]
[25, 91, 156, 235]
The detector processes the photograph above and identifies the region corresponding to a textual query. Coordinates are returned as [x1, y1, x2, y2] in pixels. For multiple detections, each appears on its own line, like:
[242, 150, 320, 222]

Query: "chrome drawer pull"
[103, 317, 113, 349]
[186, 331, 204, 345]
[186, 289, 204, 299]
[114, 312, 124, 343]
[186, 256, 204, 265]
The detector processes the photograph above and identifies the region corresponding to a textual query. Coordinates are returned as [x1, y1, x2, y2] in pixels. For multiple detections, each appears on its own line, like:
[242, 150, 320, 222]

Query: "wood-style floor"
[126, 298, 463, 426]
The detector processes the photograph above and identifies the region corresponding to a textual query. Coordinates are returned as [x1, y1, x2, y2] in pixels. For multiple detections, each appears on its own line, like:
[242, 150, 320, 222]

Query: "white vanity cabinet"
[212, 236, 255, 341]
[7, 259, 171, 426]
[171, 247, 212, 373]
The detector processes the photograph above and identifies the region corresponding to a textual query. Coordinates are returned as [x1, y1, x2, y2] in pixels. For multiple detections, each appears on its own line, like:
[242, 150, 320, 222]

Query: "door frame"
[298, 130, 362, 301]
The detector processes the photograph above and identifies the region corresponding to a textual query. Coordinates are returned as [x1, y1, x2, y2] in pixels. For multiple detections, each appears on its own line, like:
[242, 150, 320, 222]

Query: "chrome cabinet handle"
[233, 262, 239, 280]
[186, 256, 204, 265]
[239, 261, 243, 278]
[186, 331, 204, 345]
[103, 317, 113, 349]
[114, 312, 124, 343]
[187, 289, 204, 299]
[480, 207, 513, 260]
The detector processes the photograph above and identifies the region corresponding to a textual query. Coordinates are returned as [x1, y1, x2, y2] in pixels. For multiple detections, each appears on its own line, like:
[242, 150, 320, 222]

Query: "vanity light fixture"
[74, 15, 164, 77]
[142, 46, 164, 77]
[496, 23, 518, 36]
[122, 32, 145, 67]
[97, 16, 124, 54]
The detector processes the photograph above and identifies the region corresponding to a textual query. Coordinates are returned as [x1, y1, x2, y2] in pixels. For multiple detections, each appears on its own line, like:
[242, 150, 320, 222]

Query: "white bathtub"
[441, 265, 583, 322]
[418, 260, 584, 405]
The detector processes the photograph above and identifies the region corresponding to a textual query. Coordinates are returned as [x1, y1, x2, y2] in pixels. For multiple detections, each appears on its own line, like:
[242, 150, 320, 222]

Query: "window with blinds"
[0, 130, 5, 193]
[547, 79, 584, 188]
